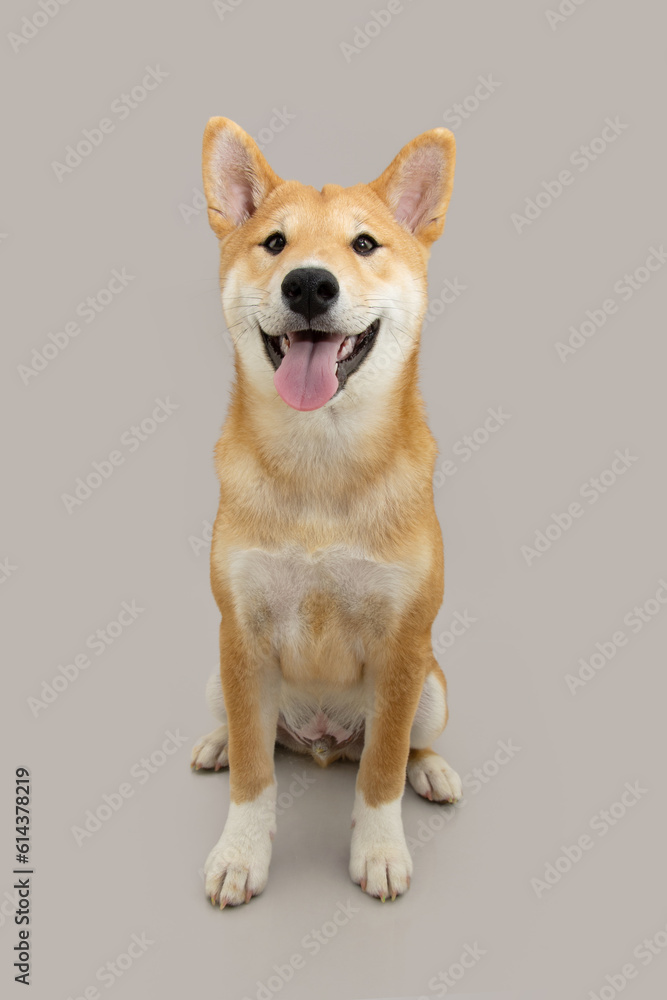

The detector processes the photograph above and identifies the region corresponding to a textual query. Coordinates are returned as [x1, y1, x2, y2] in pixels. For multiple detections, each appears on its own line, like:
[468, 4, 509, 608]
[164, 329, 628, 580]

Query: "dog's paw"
[191, 727, 229, 771]
[205, 833, 272, 908]
[350, 831, 413, 901]
[407, 751, 462, 803]
[204, 788, 276, 909]
[349, 796, 413, 901]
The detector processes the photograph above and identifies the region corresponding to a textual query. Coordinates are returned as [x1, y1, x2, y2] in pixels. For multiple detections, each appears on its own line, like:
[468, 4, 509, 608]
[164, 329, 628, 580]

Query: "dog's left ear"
[202, 117, 282, 239]
[369, 128, 456, 247]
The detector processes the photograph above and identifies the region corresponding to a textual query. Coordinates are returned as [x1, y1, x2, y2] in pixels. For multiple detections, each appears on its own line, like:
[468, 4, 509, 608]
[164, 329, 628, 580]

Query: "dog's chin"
[260, 319, 380, 395]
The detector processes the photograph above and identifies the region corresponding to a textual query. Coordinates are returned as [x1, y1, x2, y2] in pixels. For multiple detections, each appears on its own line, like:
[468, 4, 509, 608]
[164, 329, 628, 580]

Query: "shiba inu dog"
[192, 117, 461, 907]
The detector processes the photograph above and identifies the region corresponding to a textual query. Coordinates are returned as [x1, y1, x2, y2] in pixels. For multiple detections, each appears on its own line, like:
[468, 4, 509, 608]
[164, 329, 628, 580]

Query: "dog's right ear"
[202, 117, 282, 239]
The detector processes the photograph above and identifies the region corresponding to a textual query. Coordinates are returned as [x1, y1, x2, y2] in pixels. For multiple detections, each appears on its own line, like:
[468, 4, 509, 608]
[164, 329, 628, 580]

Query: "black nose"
[281, 267, 339, 321]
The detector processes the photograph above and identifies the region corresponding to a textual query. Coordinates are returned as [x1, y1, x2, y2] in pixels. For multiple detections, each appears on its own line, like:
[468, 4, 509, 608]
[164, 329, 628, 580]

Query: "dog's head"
[203, 118, 455, 413]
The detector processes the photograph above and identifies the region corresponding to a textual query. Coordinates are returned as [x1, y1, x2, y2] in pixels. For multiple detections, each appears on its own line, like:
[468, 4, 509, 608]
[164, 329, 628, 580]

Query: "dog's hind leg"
[407, 663, 462, 804]
[191, 670, 229, 770]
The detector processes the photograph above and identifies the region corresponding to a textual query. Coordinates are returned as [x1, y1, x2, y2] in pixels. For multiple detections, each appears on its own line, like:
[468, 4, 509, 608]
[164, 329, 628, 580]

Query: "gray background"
[1, 1, 665, 998]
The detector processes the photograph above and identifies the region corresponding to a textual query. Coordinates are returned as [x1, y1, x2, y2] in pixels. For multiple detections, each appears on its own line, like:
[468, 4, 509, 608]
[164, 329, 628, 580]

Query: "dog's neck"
[213, 350, 437, 549]
[228, 351, 428, 478]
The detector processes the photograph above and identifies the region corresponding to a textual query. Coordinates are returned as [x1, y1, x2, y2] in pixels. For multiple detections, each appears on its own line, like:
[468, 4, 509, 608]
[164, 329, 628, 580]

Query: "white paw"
[407, 751, 462, 803]
[205, 837, 271, 907]
[204, 786, 276, 909]
[349, 794, 413, 901]
[191, 726, 229, 771]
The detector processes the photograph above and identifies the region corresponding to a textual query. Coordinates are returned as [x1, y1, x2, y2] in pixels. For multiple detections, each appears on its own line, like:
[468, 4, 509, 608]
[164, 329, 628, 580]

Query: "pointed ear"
[202, 117, 282, 239]
[369, 128, 456, 247]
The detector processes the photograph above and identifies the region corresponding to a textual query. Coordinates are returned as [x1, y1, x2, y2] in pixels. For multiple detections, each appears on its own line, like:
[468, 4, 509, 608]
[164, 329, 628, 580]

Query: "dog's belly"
[227, 543, 414, 683]
[276, 684, 367, 763]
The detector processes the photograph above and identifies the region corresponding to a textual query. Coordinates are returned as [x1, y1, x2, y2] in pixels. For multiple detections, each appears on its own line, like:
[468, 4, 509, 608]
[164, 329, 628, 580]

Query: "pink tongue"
[273, 335, 343, 411]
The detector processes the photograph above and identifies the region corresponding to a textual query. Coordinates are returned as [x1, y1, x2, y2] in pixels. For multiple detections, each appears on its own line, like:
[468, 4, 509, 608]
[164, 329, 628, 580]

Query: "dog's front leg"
[204, 622, 281, 908]
[350, 648, 427, 900]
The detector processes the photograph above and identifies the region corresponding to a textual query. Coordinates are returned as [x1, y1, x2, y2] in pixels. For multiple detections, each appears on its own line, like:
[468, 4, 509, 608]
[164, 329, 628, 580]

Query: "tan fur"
[198, 118, 458, 900]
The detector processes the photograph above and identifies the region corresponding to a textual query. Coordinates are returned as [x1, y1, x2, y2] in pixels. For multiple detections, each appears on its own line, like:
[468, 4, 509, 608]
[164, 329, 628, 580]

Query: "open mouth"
[261, 319, 380, 412]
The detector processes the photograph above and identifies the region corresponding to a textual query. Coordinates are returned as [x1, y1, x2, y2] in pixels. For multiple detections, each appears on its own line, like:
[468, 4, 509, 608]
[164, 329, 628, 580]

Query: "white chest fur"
[226, 544, 416, 666]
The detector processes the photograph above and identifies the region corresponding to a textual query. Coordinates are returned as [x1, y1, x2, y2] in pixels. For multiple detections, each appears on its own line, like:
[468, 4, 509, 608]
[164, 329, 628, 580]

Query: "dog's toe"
[205, 855, 269, 908]
[191, 727, 229, 771]
[349, 800, 413, 901]
[204, 829, 272, 909]
[407, 751, 462, 804]
[350, 843, 413, 901]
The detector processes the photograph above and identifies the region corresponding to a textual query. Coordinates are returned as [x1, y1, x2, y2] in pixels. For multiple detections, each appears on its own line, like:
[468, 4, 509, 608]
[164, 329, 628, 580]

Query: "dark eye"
[262, 232, 286, 254]
[352, 233, 380, 255]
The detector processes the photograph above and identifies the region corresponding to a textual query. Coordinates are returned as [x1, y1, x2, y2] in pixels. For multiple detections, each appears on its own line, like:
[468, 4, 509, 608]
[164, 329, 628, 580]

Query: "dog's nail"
[391, 892, 397, 901]
[360, 878, 367, 891]
[380, 894, 386, 903]
[220, 898, 228, 910]
[245, 890, 252, 903]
